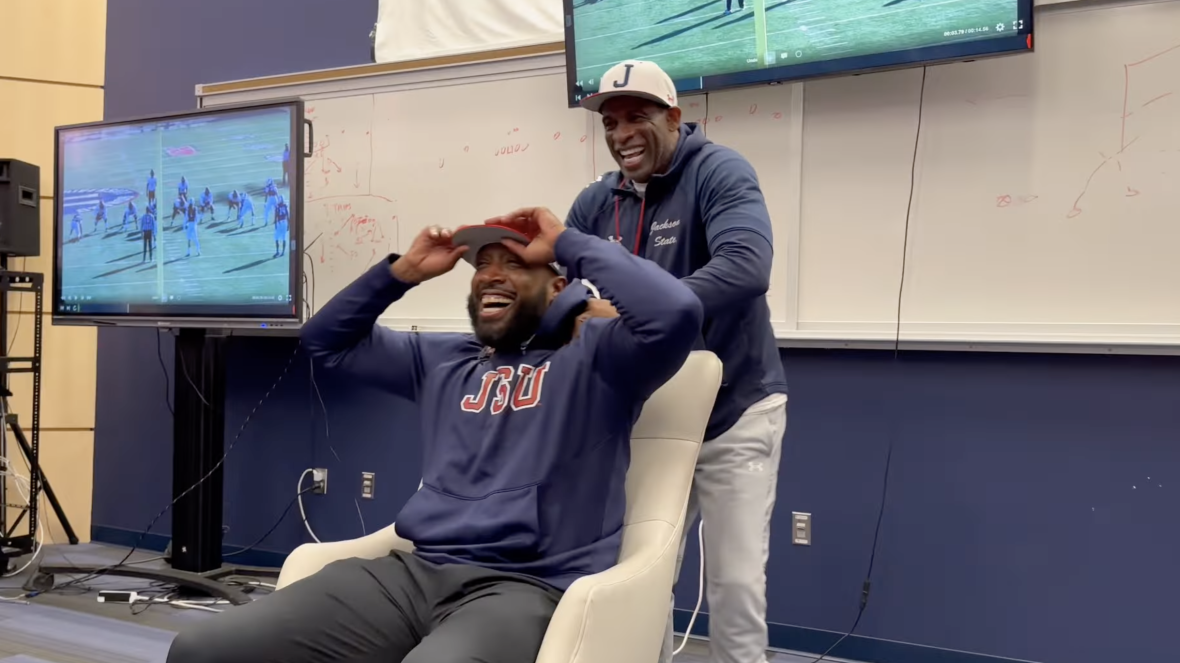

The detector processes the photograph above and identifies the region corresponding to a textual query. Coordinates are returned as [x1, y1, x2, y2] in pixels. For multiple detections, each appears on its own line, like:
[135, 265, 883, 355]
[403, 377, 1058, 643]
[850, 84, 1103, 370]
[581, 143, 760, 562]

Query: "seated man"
[166, 207, 703, 663]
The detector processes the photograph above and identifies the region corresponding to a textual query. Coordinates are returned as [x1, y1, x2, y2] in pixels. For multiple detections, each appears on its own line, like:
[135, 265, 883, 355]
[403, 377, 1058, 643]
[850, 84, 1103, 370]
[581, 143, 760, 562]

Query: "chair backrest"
[535, 351, 722, 663]
[616, 351, 722, 554]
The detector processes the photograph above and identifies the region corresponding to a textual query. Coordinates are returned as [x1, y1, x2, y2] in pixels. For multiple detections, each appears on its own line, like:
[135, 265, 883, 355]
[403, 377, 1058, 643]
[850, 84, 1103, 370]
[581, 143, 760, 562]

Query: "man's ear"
[547, 276, 568, 303]
[666, 106, 682, 129]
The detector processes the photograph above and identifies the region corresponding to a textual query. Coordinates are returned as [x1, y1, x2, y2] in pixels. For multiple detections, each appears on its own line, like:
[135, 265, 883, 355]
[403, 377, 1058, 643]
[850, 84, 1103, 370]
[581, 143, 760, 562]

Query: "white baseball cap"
[580, 60, 678, 113]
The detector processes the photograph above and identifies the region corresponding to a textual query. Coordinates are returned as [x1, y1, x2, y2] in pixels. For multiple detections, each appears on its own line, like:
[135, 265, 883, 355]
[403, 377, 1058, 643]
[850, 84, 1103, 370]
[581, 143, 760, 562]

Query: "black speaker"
[0, 159, 41, 258]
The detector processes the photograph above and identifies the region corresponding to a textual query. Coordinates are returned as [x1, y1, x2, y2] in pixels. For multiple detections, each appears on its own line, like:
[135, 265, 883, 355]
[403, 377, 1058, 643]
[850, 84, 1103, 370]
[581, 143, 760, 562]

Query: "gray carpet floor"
[0, 544, 848, 663]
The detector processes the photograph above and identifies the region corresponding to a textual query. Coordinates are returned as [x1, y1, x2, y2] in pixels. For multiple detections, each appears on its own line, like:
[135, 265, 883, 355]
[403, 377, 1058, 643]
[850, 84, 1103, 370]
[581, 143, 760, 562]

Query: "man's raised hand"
[391, 226, 467, 284]
[484, 207, 565, 267]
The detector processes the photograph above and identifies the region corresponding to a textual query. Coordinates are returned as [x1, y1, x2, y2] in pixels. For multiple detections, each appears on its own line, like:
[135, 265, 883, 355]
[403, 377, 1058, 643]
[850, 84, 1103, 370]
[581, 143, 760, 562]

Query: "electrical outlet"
[792, 512, 812, 546]
[312, 468, 328, 494]
[361, 472, 375, 499]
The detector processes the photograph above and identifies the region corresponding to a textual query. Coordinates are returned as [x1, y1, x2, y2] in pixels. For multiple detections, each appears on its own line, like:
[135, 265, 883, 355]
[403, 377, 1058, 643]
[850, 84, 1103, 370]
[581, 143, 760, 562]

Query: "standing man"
[272, 195, 290, 258]
[567, 60, 787, 663]
[68, 210, 84, 241]
[281, 143, 291, 187]
[263, 177, 279, 224]
[146, 169, 157, 206]
[184, 200, 202, 258]
[94, 200, 108, 234]
[140, 203, 157, 263]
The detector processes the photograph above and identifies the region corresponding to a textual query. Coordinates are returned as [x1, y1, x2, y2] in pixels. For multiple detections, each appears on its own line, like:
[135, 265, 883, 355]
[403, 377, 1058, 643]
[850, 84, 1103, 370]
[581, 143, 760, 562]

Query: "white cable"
[354, 498, 367, 536]
[297, 468, 321, 543]
[0, 398, 44, 580]
[672, 519, 706, 656]
[167, 599, 224, 613]
[1, 471, 43, 578]
[133, 596, 225, 613]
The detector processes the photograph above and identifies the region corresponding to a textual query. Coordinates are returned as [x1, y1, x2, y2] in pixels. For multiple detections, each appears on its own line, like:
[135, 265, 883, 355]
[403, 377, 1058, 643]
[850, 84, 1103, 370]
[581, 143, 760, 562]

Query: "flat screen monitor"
[53, 100, 305, 329]
[563, 0, 1034, 106]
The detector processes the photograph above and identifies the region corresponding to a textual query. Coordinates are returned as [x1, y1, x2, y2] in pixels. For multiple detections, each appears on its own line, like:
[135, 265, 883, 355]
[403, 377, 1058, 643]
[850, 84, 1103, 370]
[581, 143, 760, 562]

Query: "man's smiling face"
[467, 244, 565, 351]
[601, 96, 682, 183]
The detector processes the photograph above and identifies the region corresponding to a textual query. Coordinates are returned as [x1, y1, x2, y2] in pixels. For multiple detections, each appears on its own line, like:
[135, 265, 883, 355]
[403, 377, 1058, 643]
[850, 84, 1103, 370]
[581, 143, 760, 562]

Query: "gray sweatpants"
[660, 394, 787, 663]
[167, 551, 562, 663]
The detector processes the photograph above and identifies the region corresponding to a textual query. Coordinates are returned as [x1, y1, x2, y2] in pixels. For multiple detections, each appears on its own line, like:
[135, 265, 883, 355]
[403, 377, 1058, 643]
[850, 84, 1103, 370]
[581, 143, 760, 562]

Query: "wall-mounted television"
[563, 0, 1034, 106]
[53, 100, 306, 329]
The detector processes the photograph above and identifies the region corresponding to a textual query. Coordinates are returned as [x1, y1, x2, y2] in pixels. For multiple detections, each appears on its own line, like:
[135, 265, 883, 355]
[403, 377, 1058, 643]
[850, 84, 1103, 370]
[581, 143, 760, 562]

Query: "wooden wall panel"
[0, 0, 107, 86]
[4, 431, 93, 545]
[0, 0, 105, 548]
[5, 314, 97, 430]
[0, 80, 104, 192]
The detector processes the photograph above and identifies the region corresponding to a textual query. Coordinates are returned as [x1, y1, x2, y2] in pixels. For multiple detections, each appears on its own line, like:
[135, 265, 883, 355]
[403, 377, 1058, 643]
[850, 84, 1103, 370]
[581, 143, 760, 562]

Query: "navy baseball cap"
[451, 225, 564, 275]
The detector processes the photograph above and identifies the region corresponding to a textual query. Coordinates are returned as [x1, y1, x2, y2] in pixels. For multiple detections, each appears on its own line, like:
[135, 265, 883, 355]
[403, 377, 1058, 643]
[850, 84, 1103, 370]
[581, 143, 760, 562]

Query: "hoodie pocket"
[399, 482, 542, 564]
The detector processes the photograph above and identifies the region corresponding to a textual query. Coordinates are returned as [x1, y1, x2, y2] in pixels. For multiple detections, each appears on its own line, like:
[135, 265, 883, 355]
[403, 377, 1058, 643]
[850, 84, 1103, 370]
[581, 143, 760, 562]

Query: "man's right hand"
[391, 226, 467, 284]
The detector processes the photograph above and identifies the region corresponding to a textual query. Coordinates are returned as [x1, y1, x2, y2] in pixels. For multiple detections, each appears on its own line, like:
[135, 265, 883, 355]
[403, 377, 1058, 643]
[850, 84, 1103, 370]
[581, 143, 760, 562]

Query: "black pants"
[727, 0, 744, 9]
[142, 230, 153, 261]
[167, 551, 563, 663]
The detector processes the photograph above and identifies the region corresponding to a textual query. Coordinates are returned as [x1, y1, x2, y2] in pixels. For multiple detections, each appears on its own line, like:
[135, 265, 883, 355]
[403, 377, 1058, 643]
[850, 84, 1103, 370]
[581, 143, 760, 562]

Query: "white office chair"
[277, 351, 723, 663]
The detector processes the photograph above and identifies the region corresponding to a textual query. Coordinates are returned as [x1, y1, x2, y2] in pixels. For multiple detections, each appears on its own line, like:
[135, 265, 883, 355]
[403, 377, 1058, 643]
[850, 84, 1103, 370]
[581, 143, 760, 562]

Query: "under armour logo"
[747, 462, 764, 473]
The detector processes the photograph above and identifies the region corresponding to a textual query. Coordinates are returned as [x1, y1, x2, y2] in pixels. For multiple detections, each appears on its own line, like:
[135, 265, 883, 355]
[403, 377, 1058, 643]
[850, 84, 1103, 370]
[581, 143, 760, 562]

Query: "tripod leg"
[8, 418, 79, 545]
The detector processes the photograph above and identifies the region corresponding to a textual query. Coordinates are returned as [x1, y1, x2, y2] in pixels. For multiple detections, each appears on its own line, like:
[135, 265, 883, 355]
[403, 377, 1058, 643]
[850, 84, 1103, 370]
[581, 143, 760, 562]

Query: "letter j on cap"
[613, 64, 634, 88]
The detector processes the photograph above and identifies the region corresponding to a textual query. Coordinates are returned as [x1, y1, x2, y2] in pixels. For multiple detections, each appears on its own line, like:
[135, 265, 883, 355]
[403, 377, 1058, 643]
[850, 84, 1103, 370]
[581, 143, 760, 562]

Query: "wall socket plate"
[361, 472, 375, 499]
[312, 468, 328, 494]
[792, 512, 812, 546]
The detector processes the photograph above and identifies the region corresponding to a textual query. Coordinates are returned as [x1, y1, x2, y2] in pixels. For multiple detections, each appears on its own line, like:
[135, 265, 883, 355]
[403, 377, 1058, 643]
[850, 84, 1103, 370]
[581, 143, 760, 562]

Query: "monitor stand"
[32, 328, 271, 605]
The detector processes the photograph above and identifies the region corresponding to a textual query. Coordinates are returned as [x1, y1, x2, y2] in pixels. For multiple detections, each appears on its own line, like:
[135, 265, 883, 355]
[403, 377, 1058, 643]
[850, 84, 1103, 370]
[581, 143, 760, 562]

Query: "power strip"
[97, 590, 142, 604]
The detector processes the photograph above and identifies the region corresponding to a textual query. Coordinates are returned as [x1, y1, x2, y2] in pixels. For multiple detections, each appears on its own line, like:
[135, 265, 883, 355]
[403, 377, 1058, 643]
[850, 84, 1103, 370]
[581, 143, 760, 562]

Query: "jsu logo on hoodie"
[650, 218, 680, 248]
[460, 362, 552, 415]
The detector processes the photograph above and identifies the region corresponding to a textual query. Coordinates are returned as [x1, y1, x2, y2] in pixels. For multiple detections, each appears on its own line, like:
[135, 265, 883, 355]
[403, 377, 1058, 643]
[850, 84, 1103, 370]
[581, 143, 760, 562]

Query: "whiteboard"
[796, 0, 1180, 347]
[199, 0, 1180, 349]
[200, 56, 801, 335]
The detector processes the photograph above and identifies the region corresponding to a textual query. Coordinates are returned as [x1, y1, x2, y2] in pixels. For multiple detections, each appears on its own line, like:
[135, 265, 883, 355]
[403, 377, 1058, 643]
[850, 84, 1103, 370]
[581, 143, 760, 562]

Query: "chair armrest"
[276, 522, 412, 589]
[536, 520, 676, 663]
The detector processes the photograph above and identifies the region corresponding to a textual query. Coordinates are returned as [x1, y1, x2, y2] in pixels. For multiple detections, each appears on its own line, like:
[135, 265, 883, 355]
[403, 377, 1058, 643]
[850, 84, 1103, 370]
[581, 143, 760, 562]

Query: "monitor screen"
[564, 0, 1034, 106]
[53, 101, 303, 327]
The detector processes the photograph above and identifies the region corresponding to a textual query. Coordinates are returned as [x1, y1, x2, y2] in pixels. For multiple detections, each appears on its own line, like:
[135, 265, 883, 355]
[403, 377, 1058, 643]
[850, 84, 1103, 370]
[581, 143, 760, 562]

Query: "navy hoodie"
[300, 230, 703, 589]
[566, 122, 787, 441]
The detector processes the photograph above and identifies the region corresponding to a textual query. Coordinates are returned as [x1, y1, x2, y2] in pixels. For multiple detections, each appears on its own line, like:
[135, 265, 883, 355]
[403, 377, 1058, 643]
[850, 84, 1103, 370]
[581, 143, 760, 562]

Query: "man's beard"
[467, 292, 547, 353]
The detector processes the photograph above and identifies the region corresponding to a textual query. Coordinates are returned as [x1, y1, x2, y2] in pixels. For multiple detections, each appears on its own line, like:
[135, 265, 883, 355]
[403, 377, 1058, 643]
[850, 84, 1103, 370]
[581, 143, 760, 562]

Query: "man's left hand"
[484, 207, 565, 266]
[573, 298, 619, 338]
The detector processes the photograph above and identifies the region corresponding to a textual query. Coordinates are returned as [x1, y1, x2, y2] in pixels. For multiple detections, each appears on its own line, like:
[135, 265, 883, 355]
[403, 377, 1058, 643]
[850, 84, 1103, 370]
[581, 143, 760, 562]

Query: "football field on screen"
[573, 0, 1018, 83]
[59, 111, 292, 306]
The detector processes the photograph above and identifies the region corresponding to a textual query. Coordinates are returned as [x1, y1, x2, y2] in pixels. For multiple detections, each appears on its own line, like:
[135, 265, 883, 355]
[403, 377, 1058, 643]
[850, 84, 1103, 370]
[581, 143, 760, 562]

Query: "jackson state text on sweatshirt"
[300, 230, 703, 589]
